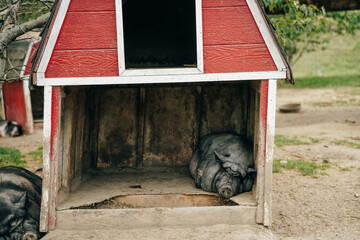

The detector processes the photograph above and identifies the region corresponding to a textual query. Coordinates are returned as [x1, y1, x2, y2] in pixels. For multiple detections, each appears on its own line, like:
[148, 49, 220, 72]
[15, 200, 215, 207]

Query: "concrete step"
[43, 224, 278, 240]
[56, 206, 256, 230]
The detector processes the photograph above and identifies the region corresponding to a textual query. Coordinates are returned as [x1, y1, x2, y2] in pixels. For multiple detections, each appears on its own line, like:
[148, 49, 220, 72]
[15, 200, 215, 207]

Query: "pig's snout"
[218, 187, 234, 199]
[22, 232, 38, 240]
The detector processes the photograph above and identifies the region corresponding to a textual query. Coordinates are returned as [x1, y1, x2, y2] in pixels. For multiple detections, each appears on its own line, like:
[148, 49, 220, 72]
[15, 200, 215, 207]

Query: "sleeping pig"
[189, 133, 256, 198]
[0, 166, 43, 240]
[0, 120, 23, 137]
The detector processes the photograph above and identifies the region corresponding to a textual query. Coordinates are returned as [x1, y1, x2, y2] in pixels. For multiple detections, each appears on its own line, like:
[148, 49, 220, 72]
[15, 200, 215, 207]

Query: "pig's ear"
[247, 168, 257, 178]
[14, 191, 27, 209]
[213, 150, 229, 163]
[214, 150, 246, 177]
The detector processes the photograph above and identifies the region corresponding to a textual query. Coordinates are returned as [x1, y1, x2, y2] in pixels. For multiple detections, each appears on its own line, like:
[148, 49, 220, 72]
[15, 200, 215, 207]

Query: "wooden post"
[255, 80, 269, 225]
[40, 86, 60, 232]
[40, 86, 52, 232]
[263, 79, 277, 226]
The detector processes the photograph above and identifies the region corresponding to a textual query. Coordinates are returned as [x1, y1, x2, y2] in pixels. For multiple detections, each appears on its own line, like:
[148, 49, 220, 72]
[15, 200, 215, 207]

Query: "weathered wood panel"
[49, 87, 60, 230]
[60, 88, 75, 189]
[74, 91, 86, 177]
[68, 0, 115, 12]
[97, 88, 138, 167]
[45, 49, 118, 78]
[203, 0, 247, 8]
[203, 44, 277, 73]
[256, 80, 269, 224]
[202, 7, 263, 46]
[143, 87, 198, 166]
[54, 12, 117, 50]
[200, 85, 248, 137]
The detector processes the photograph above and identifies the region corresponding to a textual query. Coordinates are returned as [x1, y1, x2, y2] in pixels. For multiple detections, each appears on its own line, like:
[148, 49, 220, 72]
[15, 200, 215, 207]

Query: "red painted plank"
[68, 0, 115, 12]
[45, 49, 119, 78]
[2, 82, 28, 131]
[24, 41, 40, 76]
[203, 0, 247, 8]
[49, 86, 60, 229]
[203, 7, 264, 45]
[203, 44, 277, 73]
[54, 12, 117, 50]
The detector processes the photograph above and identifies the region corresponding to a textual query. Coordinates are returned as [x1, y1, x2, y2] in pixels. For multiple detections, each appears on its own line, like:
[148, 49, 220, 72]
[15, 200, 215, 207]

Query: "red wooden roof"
[31, 0, 293, 85]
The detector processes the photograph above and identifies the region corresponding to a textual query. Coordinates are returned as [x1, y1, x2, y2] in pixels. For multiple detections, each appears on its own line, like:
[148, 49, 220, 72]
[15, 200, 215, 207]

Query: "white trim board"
[246, 0, 287, 72]
[37, 0, 71, 74]
[40, 85, 52, 232]
[114, 0, 204, 75]
[115, 0, 125, 74]
[36, 71, 286, 86]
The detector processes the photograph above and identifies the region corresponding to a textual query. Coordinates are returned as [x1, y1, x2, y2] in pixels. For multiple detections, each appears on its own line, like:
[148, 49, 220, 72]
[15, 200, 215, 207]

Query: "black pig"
[0, 166, 43, 240]
[189, 133, 256, 198]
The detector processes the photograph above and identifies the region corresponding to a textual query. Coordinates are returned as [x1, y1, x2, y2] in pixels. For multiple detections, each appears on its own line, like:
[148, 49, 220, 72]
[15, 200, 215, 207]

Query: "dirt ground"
[0, 87, 359, 239]
[273, 86, 360, 240]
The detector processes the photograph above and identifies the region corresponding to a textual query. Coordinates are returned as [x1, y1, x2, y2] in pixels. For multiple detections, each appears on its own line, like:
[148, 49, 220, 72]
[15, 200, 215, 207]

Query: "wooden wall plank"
[203, 0, 247, 8]
[49, 86, 60, 230]
[143, 87, 198, 166]
[74, 91, 86, 177]
[97, 88, 138, 167]
[200, 85, 247, 137]
[137, 88, 146, 167]
[68, 0, 115, 12]
[203, 44, 277, 73]
[54, 12, 117, 50]
[202, 7, 263, 45]
[45, 49, 119, 78]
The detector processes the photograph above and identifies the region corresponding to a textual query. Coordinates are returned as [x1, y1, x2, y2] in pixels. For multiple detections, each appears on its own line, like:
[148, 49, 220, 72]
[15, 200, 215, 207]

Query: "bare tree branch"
[0, 12, 49, 55]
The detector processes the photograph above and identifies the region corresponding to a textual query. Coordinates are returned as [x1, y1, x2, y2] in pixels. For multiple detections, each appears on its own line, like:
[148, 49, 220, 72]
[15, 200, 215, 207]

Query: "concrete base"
[43, 224, 278, 240]
[56, 205, 256, 230]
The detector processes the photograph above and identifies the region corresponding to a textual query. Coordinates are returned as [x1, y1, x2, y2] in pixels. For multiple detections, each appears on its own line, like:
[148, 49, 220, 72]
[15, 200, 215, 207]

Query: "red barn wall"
[45, 0, 118, 78]
[2, 82, 27, 130]
[202, 0, 277, 73]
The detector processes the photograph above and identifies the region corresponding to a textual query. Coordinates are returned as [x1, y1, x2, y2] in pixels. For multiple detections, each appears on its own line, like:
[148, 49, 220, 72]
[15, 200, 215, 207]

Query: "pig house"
[31, 0, 293, 232]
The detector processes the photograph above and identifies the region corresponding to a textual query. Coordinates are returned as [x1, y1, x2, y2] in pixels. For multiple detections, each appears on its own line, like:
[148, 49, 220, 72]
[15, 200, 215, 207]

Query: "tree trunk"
[0, 12, 50, 55]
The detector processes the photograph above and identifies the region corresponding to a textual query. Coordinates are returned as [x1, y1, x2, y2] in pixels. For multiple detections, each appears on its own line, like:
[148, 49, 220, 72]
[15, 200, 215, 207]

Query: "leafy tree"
[261, 0, 360, 65]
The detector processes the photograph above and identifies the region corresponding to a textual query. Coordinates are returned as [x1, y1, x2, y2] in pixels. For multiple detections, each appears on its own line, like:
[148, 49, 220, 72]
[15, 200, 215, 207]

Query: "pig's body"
[0, 120, 23, 137]
[0, 166, 43, 240]
[189, 133, 256, 198]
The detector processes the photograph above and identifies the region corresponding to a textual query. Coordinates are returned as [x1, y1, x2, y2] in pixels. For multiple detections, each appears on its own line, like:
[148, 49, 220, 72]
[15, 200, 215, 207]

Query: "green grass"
[333, 140, 360, 149]
[292, 32, 360, 78]
[273, 159, 331, 176]
[0, 146, 43, 168]
[0, 147, 26, 168]
[26, 146, 43, 163]
[279, 75, 360, 89]
[278, 31, 360, 89]
[275, 135, 320, 147]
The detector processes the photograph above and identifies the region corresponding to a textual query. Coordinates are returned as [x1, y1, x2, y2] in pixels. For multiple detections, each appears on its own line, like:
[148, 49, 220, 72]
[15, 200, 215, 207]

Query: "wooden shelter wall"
[60, 87, 89, 189]
[89, 83, 254, 167]
[58, 83, 258, 188]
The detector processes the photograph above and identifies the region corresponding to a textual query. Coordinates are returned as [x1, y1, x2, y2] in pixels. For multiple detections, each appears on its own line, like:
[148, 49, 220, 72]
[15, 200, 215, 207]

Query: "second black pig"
[189, 133, 256, 198]
[0, 166, 43, 240]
